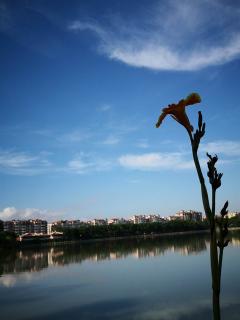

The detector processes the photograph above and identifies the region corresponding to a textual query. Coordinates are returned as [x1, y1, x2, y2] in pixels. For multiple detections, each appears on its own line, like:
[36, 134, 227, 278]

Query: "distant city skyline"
[1, 0, 240, 221]
[1, 208, 239, 224]
[1, 209, 201, 222]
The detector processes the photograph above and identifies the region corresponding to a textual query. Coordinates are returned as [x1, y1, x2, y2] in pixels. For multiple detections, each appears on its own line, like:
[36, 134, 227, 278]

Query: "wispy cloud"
[59, 130, 91, 143]
[102, 135, 120, 145]
[201, 140, 240, 156]
[98, 104, 111, 112]
[0, 151, 37, 168]
[33, 128, 92, 145]
[0, 149, 113, 176]
[136, 139, 149, 149]
[0, 150, 52, 175]
[0, 2, 12, 32]
[118, 152, 194, 171]
[67, 153, 112, 174]
[69, 1, 240, 71]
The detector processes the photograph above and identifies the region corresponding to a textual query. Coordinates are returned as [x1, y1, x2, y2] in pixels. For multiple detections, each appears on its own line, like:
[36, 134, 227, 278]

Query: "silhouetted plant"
[156, 93, 229, 320]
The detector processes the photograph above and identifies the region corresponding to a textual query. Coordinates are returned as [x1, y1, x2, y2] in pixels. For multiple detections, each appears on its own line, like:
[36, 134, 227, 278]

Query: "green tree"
[0, 231, 17, 246]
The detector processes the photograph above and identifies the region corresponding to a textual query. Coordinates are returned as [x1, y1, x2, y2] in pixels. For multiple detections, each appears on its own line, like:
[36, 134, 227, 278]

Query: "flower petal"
[156, 112, 167, 128]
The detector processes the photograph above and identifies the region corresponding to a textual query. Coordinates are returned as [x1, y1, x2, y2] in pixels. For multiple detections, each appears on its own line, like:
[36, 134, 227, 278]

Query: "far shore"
[12, 227, 240, 249]
[1, 227, 240, 250]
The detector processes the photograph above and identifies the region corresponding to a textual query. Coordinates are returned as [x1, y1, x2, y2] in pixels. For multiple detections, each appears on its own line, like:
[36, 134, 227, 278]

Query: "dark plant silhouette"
[156, 93, 229, 320]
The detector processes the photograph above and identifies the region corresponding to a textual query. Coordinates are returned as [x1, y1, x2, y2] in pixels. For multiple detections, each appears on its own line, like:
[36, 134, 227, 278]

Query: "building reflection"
[0, 231, 240, 277]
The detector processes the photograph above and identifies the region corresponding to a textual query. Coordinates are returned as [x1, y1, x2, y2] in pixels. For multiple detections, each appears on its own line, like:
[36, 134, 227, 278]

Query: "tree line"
[54, 220, 209, 241]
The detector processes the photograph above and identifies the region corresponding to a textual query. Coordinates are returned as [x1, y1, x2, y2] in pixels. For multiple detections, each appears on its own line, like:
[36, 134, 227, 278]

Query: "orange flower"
[156, 93, 201, 132]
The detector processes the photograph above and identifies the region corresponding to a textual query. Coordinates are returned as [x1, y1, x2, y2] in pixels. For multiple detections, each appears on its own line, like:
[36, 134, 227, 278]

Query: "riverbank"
[15, 227, 240, 248]
[2, 228, 210, 249]
[1, 224, 240, 249]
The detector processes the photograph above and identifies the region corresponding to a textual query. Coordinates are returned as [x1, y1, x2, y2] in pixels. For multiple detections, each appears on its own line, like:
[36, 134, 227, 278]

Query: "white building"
[91, 219, 107, 226]
[227, 212, 240, 219]
[132, 215, 147, 224]
[47, 223, 52, 234]
[108, 218, 127, 225]
[146, 214, 163, 223]
[175, 210, 202, 222]
[52, 220, 85, 229]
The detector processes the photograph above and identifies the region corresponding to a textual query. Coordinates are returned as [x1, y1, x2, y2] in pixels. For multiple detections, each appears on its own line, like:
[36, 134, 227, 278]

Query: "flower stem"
[188, 132, 211, 219]
[188, 131, 221, 320]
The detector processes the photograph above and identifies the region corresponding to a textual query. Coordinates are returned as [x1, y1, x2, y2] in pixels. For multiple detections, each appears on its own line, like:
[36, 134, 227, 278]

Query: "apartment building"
[3, 219, 48, 235]
[132, 215, 148, 224]
[108, 218, 128, 225]
[146, 214, 164, 223]
[52, 220, 85, 230]
[132, 214, 165, 224]
[175, 210, 202, 222]
[91, 219, 107, 226]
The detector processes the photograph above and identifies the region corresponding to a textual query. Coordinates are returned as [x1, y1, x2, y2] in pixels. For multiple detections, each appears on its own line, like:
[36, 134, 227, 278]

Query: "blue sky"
[0, 0, 240, 221]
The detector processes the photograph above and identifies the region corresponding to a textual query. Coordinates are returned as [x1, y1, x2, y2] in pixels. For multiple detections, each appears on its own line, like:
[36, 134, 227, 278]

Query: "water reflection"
[0, 231, 240, 320]
[0, 233, 210, 276]
[1, 231, 239, 277]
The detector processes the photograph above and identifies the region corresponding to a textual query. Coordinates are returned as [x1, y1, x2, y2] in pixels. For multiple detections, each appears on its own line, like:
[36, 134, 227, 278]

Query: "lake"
[0, 231, 240, 320]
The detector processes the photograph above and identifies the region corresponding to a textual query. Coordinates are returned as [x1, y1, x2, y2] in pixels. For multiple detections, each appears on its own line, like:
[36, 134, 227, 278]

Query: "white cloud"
[68, 158, 92, 173]
[69, 1, 240, 71]
[0, 150, 52, 175]
[67, 153, 112, 174]
[0, 151, 37, 168]
[108, 38, 240, 71]
[0, 207, 61, 221]
[0, 149, 113, 176]
[33, 128, 53, 137]
[98, 104, 111, 112]
[118, 152, 235, 171]
[201, 140, 240, 156]
[136, 139, 149, 149]
[33, 128, 91, 144]
[59, 130, 91, 143]
[102, 135, 120, 145]
[118, 152, 194, 170]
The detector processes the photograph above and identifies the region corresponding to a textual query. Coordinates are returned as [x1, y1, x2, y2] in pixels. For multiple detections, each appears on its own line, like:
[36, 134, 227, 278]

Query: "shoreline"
[1, 227, 240, 250]
[17, 228, 211, 248]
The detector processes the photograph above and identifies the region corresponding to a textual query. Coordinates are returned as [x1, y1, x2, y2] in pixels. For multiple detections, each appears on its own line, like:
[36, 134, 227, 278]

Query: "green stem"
[219, 246, 224, 290]
[218, 217, 225, 291]
[210, 182, 221, 320]
[188, 132, 211, 219]
[210, 225, 220, 320]
[212, 285, 221, 320]
[188, 131, 220, 320]
[212, 189, 216, 223]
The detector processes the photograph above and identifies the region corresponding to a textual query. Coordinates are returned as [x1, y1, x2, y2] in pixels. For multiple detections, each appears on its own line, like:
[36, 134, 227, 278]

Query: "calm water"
[0, 231, 240, 320]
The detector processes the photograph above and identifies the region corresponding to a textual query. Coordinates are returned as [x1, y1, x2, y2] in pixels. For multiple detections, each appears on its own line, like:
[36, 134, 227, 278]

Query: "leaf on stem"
[220, 201, 228, 217]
